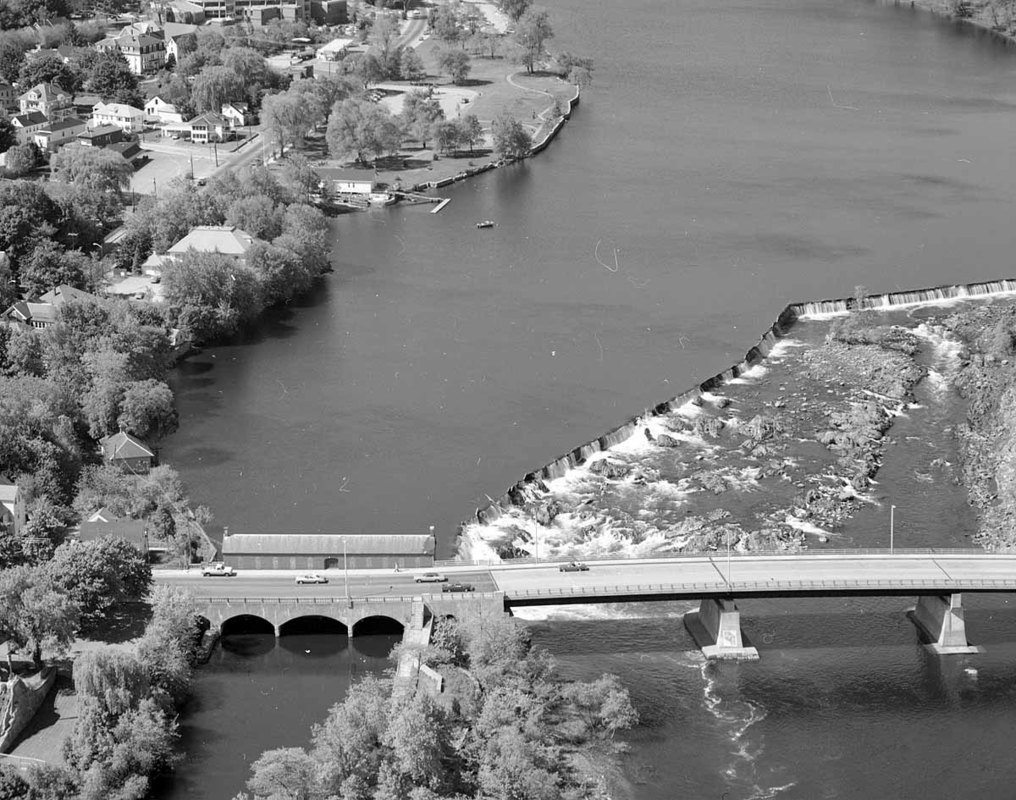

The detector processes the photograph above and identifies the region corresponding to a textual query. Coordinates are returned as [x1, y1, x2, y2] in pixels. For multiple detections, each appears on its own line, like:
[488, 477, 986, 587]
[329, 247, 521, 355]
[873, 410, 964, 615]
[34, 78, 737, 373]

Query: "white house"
[187, 111, 230, 143]
[0, 475, 25, 538]
[33, 116, 88, 153]
[144, 96, 184, 124]
[220, 102, 252, 129]
[10, 111, 47, 144]
[92, 102, 145, 134]
[95, 31, 166, 75]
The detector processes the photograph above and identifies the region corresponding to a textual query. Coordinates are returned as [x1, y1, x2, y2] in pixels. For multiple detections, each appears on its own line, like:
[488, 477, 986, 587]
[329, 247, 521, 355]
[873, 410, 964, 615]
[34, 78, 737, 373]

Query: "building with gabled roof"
[95, 30, 166, 75]
[33, 116, 88, 153]
[99, 431, 155, 473]
[92, 101, 144, 134]
[10, 111, 48, 144]
[168, 225, 255, 257]
[4, 301, 58, 328]
[18, 82, 73, 121]
[187, 110, 231, 143]
[77, 124, 124, 148]
[0, 78, 15, 112]
[78, 518, 150, 555]
[0, 475, 25, 538]
[144, 96, 184, 124]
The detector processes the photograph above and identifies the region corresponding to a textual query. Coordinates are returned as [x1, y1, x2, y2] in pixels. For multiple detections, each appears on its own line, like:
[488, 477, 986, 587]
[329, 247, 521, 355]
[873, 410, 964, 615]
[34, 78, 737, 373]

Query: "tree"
[367, 15, 402, 79]
[400, 91, 444, 149]
[74, 649, 151, 718]
[430, 5, 461, 45]
[2, 142, 41, 178]
[51, 146, 132, 196]
[226, 195, 283, 241]
[221, 47, 270, 92]
[0, 115, 15, 153]
[382, 694, 452, 795]
[0, 764, 30, 799]
[556, 52, 593, 87]
[434, 120, 461, 154]
[438, 48, 471, 85]
[118, 379, 178, 441]
[17, 53, 80, 94]
[163, 252, 264, 342]
[0, 36, 29, 83]
[246, 748, 316, 800]
[399, 47, 425, 83]
[0, 566, 79, 667]
[498, 0, 532, 21]
[190, 65, 245, 113]
[512, 9, 554, 73]
[458, 113, 483, 151]
[326, 97, 402, 164]
[86, 50, 143, 107]
[18, 240, 85, 299]
[491, 112, 532, 161]
[261, 90, 322, 157]
[46, 538, 152, 631]
[0, 181, 62, 267]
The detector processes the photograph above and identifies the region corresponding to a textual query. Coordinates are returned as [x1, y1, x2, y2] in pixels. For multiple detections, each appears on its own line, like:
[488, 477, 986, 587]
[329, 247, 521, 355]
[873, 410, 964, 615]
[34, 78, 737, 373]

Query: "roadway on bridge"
[157, 570, 499, 599]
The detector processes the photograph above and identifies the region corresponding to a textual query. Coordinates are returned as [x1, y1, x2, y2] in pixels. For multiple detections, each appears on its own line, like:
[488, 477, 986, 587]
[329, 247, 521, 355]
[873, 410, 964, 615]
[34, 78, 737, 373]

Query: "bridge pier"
[684, 598, 759, 661]
[909, 593, 982, 655]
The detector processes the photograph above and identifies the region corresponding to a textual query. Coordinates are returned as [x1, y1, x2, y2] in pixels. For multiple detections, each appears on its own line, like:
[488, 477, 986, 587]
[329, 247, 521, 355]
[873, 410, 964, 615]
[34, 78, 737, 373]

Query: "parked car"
[201, 562, 236, 577]
[414, 572, 447, 583]
[442, 582, 475, 593]
[295, 573, 328, 585]
[559, 561, 589, 572]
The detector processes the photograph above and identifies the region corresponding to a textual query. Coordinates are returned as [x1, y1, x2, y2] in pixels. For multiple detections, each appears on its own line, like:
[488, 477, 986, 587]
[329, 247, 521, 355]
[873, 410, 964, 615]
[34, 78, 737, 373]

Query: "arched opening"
[220, 614, 276, 657]
[278, 615, 349, 657]
[352, 615, 404, 637]
[324, 557, 340, 569]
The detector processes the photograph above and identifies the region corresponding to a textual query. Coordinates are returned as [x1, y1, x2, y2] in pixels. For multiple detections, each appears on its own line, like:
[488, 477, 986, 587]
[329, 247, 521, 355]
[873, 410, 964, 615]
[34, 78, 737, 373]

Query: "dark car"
[559, 561, 589, 572]
[442, 582, 475, 593]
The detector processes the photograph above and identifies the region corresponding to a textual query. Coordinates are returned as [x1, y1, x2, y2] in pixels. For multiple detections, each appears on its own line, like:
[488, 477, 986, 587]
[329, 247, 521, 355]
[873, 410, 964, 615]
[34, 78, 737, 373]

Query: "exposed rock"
[694, 417, 726, 438]
[656, 433, 681, 448]
[589, 459, 632, 480]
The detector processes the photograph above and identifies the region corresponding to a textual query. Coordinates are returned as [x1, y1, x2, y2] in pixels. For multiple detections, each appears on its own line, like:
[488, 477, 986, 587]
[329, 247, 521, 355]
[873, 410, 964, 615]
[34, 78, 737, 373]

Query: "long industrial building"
[221, 533, 435, 570]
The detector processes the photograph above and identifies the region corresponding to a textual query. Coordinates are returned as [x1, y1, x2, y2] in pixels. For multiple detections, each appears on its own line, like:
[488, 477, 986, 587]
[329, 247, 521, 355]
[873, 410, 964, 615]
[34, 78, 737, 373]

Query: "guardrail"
[505, 577, 1016, 599]
[433, 548, 1007, 568]
[199, 592, 504, 605]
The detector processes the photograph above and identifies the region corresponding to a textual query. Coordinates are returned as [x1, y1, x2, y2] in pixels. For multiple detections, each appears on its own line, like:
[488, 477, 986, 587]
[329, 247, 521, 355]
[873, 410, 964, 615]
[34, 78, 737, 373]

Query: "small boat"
[476, 220, 495, 229]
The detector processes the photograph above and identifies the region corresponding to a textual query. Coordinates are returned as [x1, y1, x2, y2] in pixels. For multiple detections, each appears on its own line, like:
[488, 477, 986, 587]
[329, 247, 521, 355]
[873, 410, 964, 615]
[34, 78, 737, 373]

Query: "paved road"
[157, 569, 497, 599]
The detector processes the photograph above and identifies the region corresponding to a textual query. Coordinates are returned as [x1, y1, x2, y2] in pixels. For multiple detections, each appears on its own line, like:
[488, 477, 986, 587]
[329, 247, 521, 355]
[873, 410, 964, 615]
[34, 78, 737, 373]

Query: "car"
[559, 561, 589, 572]
[442, 582, 475, 593]
[414, 572, 447, 583]
[295, 573, 328, 584]
[196, 178, 206, 186]
[201, 562, 236, 577]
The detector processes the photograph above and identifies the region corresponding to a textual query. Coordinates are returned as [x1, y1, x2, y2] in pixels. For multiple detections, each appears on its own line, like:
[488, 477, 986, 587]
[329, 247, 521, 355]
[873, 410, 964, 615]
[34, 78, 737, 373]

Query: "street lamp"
[726, 530, 732, 585]
[890, 504, 896, 553]
[343, 536, 350, 601]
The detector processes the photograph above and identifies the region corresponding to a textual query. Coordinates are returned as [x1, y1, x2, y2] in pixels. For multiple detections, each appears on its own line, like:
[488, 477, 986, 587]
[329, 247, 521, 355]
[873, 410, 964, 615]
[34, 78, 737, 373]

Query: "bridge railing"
[433, 547, 1000, 568]
[199, 592, 504, 605]
[503, 577, 1016, 599]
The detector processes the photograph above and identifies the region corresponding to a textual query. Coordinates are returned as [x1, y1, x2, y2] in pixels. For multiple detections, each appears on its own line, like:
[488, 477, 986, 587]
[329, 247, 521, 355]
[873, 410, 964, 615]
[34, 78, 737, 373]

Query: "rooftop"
[167, 225, 255, 256]
[99, 431, 155, 461]
[222, 534, 437, 556]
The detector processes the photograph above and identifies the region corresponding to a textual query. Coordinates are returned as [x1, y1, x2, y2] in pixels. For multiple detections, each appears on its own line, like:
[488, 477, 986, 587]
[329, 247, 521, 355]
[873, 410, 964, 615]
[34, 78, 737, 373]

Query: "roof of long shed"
[222, 534, 436, 556]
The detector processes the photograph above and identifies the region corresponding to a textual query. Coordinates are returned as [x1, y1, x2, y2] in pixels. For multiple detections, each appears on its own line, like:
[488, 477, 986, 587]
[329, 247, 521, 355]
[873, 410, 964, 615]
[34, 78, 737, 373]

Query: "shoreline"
[892, 0, 1016, 47]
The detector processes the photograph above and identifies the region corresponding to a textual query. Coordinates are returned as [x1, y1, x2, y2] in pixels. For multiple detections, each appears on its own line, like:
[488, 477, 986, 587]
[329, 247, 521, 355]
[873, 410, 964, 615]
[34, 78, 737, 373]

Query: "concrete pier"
[684, 598, 759, 661]
[909, 593, 982, 655]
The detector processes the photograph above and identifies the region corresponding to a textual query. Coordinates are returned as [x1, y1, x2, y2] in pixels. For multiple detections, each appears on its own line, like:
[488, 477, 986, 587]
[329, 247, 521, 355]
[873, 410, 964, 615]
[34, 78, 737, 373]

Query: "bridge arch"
[221, 614, 276, 636]
[278, 615, 349, 637]
[352, 615, 404, 637]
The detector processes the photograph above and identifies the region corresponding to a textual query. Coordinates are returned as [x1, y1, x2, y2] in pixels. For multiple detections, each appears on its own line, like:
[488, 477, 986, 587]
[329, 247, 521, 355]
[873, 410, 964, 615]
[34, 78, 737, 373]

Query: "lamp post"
[890, 504, 896, 554]
[726, 530, 732, 586]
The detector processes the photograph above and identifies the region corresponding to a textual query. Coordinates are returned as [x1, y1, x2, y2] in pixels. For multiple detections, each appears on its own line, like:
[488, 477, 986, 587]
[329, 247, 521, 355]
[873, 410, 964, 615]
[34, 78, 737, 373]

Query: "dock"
[431, 198, 451, 214]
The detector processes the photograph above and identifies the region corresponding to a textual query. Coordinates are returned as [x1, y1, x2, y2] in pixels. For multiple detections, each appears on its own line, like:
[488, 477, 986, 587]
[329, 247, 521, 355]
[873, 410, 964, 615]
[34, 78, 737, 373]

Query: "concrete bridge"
[197, 592, 505, 637]
[181, 549, 1016, 660]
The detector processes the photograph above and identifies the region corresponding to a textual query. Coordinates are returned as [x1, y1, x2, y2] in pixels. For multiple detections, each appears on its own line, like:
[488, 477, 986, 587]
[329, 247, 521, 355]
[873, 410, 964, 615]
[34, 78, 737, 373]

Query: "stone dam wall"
[458, 278, 1016, 544]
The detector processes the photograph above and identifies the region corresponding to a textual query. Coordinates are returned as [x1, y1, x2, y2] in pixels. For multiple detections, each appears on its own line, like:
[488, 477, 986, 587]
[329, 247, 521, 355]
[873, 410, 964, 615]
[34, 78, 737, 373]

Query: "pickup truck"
[201, 562, 236, 577]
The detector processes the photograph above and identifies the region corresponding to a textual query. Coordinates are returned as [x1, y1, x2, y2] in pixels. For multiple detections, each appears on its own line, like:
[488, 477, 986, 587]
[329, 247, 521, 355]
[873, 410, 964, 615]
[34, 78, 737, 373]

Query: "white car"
[201, 563, 236, 577]
[414, 572, 447, 583]
[295, 573, 328, 585]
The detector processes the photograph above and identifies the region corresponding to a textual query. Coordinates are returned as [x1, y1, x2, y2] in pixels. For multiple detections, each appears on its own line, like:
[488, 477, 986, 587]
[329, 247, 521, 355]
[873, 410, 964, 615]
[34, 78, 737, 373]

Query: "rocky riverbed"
[459, 294, 1016, 561]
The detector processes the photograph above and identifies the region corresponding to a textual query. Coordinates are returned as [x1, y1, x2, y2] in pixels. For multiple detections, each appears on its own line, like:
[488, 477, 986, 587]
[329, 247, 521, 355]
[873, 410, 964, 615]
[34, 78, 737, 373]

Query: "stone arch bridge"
[197, 592, 506, 637]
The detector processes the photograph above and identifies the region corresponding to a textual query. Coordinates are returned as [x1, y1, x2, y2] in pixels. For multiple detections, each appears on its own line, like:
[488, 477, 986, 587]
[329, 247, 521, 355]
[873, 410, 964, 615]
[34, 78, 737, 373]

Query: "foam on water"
[783, 515, 836, 538]
[511, 600, 696, 622]
[728, 363, 769, 384]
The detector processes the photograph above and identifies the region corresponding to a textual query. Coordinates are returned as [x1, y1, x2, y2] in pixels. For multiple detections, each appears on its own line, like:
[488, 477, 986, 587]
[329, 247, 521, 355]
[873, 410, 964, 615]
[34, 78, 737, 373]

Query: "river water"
[159, 0, 1016, 797]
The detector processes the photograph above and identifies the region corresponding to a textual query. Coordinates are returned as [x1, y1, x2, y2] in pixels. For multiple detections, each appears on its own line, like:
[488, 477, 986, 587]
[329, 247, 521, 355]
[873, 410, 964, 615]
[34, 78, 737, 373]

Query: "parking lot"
[130, 132, 262, 195]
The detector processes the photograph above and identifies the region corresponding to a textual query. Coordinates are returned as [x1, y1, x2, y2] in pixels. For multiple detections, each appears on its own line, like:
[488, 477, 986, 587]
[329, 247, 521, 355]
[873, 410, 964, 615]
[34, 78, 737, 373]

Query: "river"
[159, 0, 1016, 797]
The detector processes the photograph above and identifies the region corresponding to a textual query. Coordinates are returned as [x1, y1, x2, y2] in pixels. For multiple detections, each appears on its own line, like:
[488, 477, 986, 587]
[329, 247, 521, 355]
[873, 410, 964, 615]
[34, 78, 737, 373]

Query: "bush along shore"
[457, 282, 1016, 562]
[232, 610, 638, 800]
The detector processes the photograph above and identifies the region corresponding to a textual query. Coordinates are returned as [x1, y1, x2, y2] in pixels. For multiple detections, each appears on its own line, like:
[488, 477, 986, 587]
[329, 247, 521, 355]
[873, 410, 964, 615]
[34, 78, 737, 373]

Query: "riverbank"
[457, 281, 1016, 562]
[905, 0, 1016, 46]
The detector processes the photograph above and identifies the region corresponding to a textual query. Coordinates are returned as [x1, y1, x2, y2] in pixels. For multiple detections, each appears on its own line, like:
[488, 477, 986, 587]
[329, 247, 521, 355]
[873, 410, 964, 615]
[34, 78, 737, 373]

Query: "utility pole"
[890, 504, 896, 553]
[726, 530, 732, 585]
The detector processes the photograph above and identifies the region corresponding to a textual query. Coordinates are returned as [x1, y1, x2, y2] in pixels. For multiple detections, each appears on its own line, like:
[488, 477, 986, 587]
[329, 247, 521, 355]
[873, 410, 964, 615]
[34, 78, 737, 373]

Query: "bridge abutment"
[684, 598, 759, 661]
[909, 593, 982, 655]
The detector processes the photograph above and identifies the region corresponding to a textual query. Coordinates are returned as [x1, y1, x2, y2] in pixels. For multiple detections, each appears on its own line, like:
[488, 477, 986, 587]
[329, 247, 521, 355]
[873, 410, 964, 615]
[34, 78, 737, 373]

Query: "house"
[3, 301, 59, 328]
[144, 96, 184, 124]
[77, 519, 150, 555]
[18, 83, 73, 121]
[163, 23, 199, 64]
[143, 224, 255, 273]
[33, 116, 88, 153]
[183, 0, 234, 19]
[92, 102, 144, 134]
[10, 111, 48, 144]
[187, 111, 231, 143]
[105, 140, 146, 170]
[220, 102, 252, 129]
[99, 431, 155, 474]
[95, 31, 166, 75]
[221, 533, 436, 570]
[309, 0, 346, 25]
[77, 123, 124, 148]
[0, 79, 15, 112]
[39, 285, 102, 305]
[165, 0, 207, 24]
[0, 476, 26, 538]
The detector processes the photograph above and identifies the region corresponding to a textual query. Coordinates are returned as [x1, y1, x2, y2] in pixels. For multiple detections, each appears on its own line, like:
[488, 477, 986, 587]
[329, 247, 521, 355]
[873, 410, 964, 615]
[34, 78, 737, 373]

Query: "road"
[158, 551, 1016, 605]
